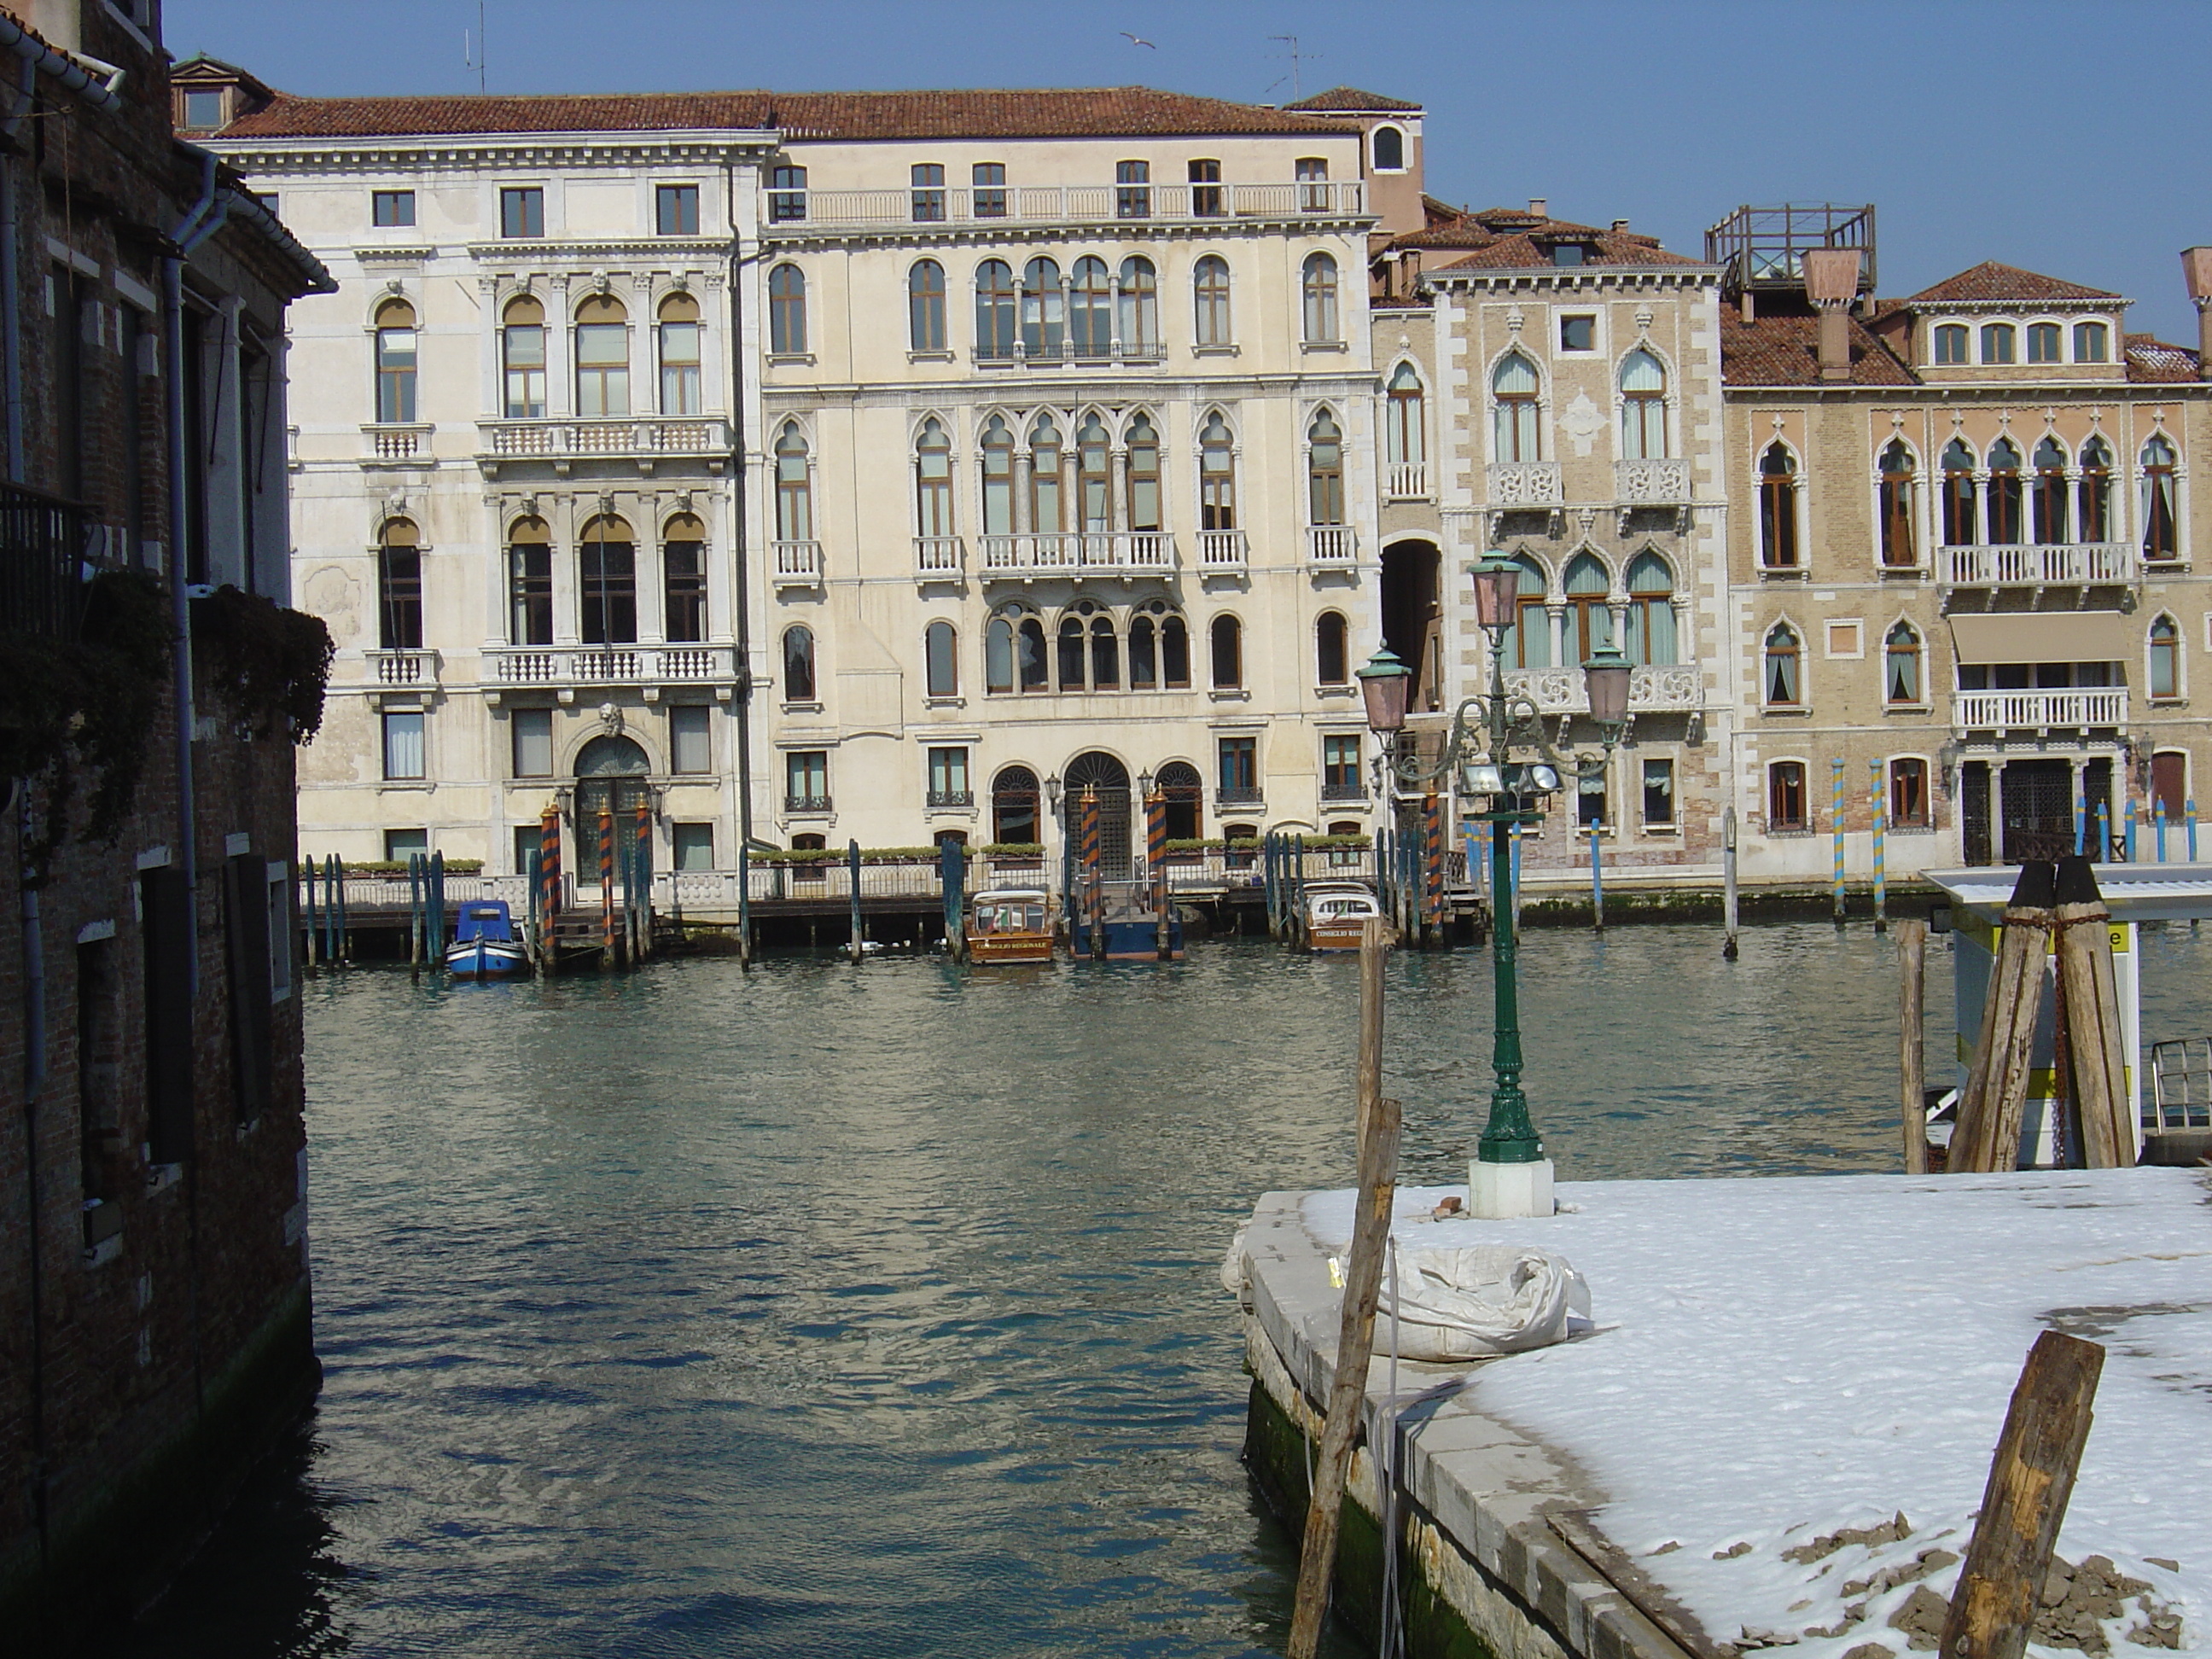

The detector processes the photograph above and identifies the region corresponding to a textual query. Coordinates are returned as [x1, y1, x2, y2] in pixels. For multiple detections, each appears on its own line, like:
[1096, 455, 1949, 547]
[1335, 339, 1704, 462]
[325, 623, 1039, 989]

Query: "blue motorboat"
[445, 900, 530, 979]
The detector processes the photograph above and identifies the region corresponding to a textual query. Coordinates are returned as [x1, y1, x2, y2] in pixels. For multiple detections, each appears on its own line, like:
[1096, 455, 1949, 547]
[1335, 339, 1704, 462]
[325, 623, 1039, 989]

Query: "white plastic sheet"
[1377, 1243, 1590, 1362]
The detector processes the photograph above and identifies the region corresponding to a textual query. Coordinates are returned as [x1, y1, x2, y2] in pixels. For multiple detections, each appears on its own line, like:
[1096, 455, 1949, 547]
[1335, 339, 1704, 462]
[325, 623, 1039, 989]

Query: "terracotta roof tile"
[1282, 85, 1423, 113]
[1719, 311, 1919, 387]
[1905, 260, 2120, 304]
[1431, 225, 1699, 272]
[2123, 333, 2203, 384]
[218, 85, 1359, 143]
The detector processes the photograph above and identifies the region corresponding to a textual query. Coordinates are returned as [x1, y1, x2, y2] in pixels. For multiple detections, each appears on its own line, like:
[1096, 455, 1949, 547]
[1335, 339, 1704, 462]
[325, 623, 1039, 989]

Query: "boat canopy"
[452, 900, 516, 942]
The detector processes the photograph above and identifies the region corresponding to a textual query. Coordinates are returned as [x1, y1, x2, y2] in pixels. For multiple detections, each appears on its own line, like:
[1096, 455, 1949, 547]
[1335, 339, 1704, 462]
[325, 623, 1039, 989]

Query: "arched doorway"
[1381, 538, 1441, 712]
[1155, 760, 1202, 841]
[574, 733, 652, 879]
[1065, 750, 1132, 878]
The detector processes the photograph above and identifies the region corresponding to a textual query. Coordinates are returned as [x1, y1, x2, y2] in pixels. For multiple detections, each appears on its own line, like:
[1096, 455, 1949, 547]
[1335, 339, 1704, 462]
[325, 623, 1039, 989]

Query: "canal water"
[120, 922, 2212, 1657]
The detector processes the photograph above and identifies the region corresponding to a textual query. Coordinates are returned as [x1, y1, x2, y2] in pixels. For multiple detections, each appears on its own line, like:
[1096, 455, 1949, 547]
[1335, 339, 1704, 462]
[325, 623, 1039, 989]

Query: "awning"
[1948, 612, 2137, 665]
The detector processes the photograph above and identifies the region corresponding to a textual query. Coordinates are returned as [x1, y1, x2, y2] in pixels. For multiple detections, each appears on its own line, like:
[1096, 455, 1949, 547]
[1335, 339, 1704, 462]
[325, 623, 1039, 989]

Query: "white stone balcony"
[764, 179, 1365, 232]
[475, 416, 731, 476]
[1306, 525, 1358, 566]
[365, 648, 438, 690]
[1953, 689, 2128, 732]
[1941, 544, 2136, 587]
[1486, 461, 1563, 506]
[913, 536, 964, 579]
[1615, 458, 1691, 504]
[1502, 663, 1705, 714]
[1197, 529, 1248, 574]
[484, 643, 739, 690]
[362, 422, 434, 464]
[1385, 462, 1429, 501]
[772, 539, 824, 588]
[977, 531, 1175, 580]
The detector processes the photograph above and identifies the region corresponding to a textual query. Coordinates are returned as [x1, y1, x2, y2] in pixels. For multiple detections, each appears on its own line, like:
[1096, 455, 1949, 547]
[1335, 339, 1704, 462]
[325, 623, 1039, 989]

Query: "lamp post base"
[1469, 1156, 1554, 1220]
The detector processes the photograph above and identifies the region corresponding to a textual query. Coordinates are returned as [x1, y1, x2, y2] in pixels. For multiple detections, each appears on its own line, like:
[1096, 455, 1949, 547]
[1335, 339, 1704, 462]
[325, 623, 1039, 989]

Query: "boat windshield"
[972, 902, 1045, 934]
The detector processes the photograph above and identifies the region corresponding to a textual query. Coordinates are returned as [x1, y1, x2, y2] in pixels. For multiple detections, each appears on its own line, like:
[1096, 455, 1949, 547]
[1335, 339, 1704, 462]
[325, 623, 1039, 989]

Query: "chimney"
[1802, 247, 1863, 381]
[2183, 247, 2212, 380]
[1527, 197, 1546, 219]
[1611, 218, 1630, 235]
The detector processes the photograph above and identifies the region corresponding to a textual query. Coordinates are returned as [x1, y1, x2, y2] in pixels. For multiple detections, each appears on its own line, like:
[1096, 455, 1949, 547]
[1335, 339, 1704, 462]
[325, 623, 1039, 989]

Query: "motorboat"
[1301, 881, 1385, 952]
[965, 888, 1056, 964]
[445, 899, 530, 978]
[1070, 881, 1185, 962]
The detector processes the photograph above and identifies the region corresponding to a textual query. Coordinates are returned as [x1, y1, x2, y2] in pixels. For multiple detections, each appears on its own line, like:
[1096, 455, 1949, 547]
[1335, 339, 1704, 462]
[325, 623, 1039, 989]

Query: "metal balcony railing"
[1215, 786, 1265, 808]
[784, 793, 834, 814]
[926, 789, 975, 809]
[1320, 781, 1368, 802]
[765, 180, 1367, 230]
[0, 481, 84, 639]
[1941, 544, 2137, 586]
[1953, 689, 2128, 731]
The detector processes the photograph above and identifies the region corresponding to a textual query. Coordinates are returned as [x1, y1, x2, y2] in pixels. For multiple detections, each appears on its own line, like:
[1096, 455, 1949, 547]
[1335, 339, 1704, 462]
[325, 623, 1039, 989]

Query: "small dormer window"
[1551, 242, 1588, 266]
[1933, 323, 1969, 364]
[1981, 323, 2017, 364]
[2075, 321, 2109, 362]
[2027, 323, 2062, 364]
[183, 89, 225, 129]
[1371, 125, 1405, 172]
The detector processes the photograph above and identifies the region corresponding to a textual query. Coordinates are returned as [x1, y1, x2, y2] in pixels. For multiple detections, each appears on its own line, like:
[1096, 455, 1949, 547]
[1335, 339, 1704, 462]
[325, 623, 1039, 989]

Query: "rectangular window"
[1323, 734, 1361, 795]
[1890, 758, 1929, 829]
[971, 162, 1006, 218]
[1295, 155, 1329, 211]
[1768, 761, 1807, 830]
[265, 865, 293, 1003]
[768, 165, 807, 223]
[1578, 769, 1607, 828]
[511, 707, 553, 777]
[1115, 159, 1151, 219]
[664, 538, 706, 641]
[383, 828, 428, 862]
[1933, 324, 1969, 364]
[1558, 314, 1596, 352]
[138, 867, 194, 1165]
[504, 318, 546, 417]
[579, 537, 637, 644]
[1218, 736, 1257, 796]
[672, 823, 716, 871]
[382, 709, 426, 780]
[509, 544, 553, 644]
[655, 183, 700, 236]
[222, 853, 273, 1124]
[2027, 323, 2062, 364]
[373, 189, 416, 227]
[500, 187, 544, 238]
[1642, 758, 1675, 828]
[514, 824, 540, 876]
[375, 318, 416, 423]
[670, 705, 712, 774]
[2074, 321, 2109, 362]
[928, 746, 969, 803]
[75, 934, 119, 1225]
[1188, 158, 1223, 217]
[786, 749, 829, 808]
[575, 319, 629, 416]
[911, 163, 946, 222]
[181, 88, 224, 129]
[659, 318, 701, 414]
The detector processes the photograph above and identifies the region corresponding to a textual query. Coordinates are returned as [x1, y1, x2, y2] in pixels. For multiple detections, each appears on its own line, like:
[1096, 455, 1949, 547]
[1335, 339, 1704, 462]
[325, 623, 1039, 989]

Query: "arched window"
[975, 259, 1017, 358]
[579, 515, 637, 644]
[663, 512, 707, 643]
[1057, 615, 1085, 690]
[1076, 413, 1110, 533]
[985, 615, 1015, 695]
[377, 518, 422, 649]
[1307, 408, 1344, 526]
[1371, 125, 1405, 171]
[1884, 622, 1921, 705]
[782, 624, 816, 702]
[1759, 443, 1799, 568]
[1625, 552, 1675, 666]
[1941, 438, 1978, 545]
[1986, 439, 2023, 544]
[1200, 411, 1237, 530]
[914, 417, 953, 539]
[507, 516, 552, 645]
[992, 765, 1040, 845]
[1128, 612, 1157, 688]
[1768, 761, 1807, 830]
[1125, 414, 1161, 533]
[374, 298, 416, 424]
[1017, 616, 1048, 692]
[2075, 322, 2110, 363]
[1501, 555, 1550, 668]
[1763, 621, 1802, 706]
[1022, 257, 1063, 357]
[767, 264, 806, 355]
[1070, 257, 1112, 358]
[1193, 255, 1231, 346]
[1492, 352, 1540, 462]
[980, 414, 1015, 536]
[2150, 614, 2181, 699]
[1316, 611, 1348, 685]
[2028, 323, 2062, 364]
[925, 619, 958, 698]
[1161, 614, 1190, 687]
[1563, 551, 1614, 661]
[2079, 437, 2113, 541]
[2142, 435, 2179, 562]
[908, 259, 946, 352]
[1029, 414, 1063, 533]
[774, 423, 812, 543]
[1301, 252, 1338, 343]
[1981, 322, 2017, 364]
[1619, 349, 1667, 459]
[574, 294, 630, 416]
[1210, 614, 1243, 689]
[2032, 436, 2069, 544]
[1933, 323, 1969, 364]
[1090, 615, 1119, 689]
[1878, 439, 1918, 568]
[1118, 256, 1158, 354]
[658, 291, 701, 415]
[501, 294, 545, 418]
[1386, 364, 1423, 468]
[1157, 760, 1202, 840]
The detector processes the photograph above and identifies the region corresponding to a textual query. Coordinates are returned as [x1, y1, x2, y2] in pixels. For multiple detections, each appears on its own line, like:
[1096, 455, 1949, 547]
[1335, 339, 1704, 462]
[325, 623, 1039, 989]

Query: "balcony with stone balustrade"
[1940, 544, 2139, 590]
[1500, 662, 1706, 715]
[480, 643, 740, 696]
[978, 531, 1175, 581]
[1953, 688, 2128, 736]
[474, 417, 731, 479]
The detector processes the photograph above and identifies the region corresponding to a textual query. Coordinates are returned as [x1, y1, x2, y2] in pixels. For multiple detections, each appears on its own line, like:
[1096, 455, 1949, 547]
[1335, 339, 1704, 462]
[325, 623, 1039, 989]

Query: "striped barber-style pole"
[1423, 792, 1445, 928]
[1080, 787, 1102, 948]
[540, 806, 562, 922]
[599, 807, 616, 951]
[1146, 788, 1167, 917]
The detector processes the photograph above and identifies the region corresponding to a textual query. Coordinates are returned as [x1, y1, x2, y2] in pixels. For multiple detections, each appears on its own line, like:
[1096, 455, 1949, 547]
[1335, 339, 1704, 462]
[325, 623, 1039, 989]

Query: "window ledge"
[1300, 340, 1348, 353]
[1191, 343, 1241, 358]
[146, 1162, 183, 1196]
[766, 352, 816, 367]
[2149, 696, 2187, 707]
[1878, 564, 1930, 578]
[781, 700, 824, 714]
[378, 779, 436, 790]
[1639, 824, 1679, 835]
[1765, 827, 1817, 839]
[1884, 703, 1935, 716]
[1761, 707, 1811, 717]
[1758, 566, 1808, 579]
[1208, 688, 1251, 702]
[907, 350, 956, 364]
[1889, 824, 1938, 836]
[923, 696, 966, 709]
[1313, 684, 1356, 697]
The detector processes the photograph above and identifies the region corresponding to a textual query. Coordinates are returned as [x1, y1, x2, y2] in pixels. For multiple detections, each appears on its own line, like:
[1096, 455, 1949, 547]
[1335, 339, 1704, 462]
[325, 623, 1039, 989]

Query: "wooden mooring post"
[2052, 856, 2132, 1167]
[1286, 917, 1401, 1659]
[737, 841, 753, 967]
[407, 853, 423, 977]
[302, 857, 320, 974]
[1952, 861, 2056, 1173]
[1897, 917, 1928, 1173]
[847, 838, 864, 963]
[1721, 806, 1740, 960]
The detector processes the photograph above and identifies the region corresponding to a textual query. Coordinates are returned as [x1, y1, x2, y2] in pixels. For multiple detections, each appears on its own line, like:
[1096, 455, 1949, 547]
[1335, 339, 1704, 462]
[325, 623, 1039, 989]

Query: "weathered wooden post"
[940, 835, 965, 962]
[430, 850, 446, 960]
[2052, 856, 2133, 1167]
[847, 838, 864, 963]
[525, 848, 543, 971]
[598, 807, 616, 971]
[1898, 917, 1928, 1173]
[406, 853, 423, 976]
[1286, 916, 1401, 1659]
[1939, 1332, 2104, 1659]
[302, 858, 319, 974]
[1722, 805, 1740, 960]
[1831, 756, 1848, 925]
[1870, 756, 1888, 934]
[1587, 815, 1604, 933]
[736, 841, 752, 967]
[636, 800, 655, 958]
[1953, 861, 2057, 1173]
[331, 854, 348, 964]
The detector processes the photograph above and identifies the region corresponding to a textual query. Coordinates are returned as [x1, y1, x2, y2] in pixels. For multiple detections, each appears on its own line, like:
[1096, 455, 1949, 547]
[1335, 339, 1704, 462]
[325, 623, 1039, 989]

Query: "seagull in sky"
[1121, 31, 1156, 48]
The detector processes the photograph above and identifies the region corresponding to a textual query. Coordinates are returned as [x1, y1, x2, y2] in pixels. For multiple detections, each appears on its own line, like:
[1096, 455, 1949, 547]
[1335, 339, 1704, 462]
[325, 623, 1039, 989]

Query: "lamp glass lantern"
[1582, 649, 1632, 733]
[1470, 555, 1522, 632]
[1356, 646, 1411, 736]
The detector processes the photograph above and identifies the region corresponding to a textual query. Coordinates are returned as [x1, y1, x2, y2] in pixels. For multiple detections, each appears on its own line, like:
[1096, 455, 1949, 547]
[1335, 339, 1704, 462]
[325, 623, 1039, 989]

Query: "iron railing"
[0, 480, 85, 639]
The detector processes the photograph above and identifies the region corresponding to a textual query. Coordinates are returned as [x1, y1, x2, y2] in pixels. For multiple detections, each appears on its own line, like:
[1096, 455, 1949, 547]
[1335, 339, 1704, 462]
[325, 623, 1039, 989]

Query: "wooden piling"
[1287, 917, 1400, 1659]
[847, 839, 864, 963]
[1938, 1331, 2104, 1659]
[1588, 818, 1604, 933]
[302, 858, 319, 974]
[737, 841, 753, 967]
[1897, 918, 1928, 1173]
[2052, 856, 2132, 1167]
[1722, 806, 1739, 960]
[407, 853, 422, 977]
[1953, 861, 2056, 1173]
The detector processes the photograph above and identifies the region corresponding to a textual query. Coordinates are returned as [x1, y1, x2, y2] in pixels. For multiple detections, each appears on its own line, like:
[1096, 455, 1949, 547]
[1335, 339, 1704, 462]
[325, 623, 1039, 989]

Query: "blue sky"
[166, 0, 2212, 340]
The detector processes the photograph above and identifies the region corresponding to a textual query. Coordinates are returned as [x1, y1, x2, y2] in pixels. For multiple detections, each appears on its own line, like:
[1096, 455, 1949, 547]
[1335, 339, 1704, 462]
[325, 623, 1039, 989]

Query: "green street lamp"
[1359, 554, 1632, 1217]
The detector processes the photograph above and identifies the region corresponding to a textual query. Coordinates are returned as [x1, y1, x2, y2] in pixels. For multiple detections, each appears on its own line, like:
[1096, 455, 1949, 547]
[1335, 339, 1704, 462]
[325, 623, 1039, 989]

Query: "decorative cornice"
[759, 212, 1377, 254]
[201, 132, 777, 175]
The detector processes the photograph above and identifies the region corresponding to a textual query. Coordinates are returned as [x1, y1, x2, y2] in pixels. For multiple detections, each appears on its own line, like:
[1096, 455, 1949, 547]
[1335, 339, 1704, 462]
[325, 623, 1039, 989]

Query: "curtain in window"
[2078, 439, 2112, 541]
[1076, 414, 1110, 532]
[501, 294, 544, 418]
[985, 617, 1014, 695]
[909, 260, 946, 352]
[1386, 364, 1423, 466]
[925, 620, 958, 697]
[1941, 439, 1977, 545]
[1624, 551, 1674, 666]
[1125, 415, 1161, 532]
[1619, 349, 1666, 459]
[1194, 256, 1231, 346]
[1563, 552, 1614, 659]
[1884, 623, 1920, 703]
[1878, 440, 1917, 567]
[1764, 623, 1801, 704]
[2142, 436, 2179, 561]
[658, 293, 701, 415]
[975, 260, 1016, 358]
[574, 295, 630, 416]
[1491, 354, 1539, 462]
[981, 415, 1014, 535]
[1021, 258, 1063, 357]
[2151, 615, 2180, 697]
[1503, 556, 1549, 668]
[1985, 439, 2023, 544]
[1307, 409, 1344, 525]
[783, 626, 815, 701]
[1029, 416, 1063, 532]
[915, 417, 953, 538]
[1301, 253, 1338, 342]
[2031, 436, 2068, 544]
[1069, 258, 1112, 357]
[1200, 412, 1236, 530]
[1118, 257, 1158, 353]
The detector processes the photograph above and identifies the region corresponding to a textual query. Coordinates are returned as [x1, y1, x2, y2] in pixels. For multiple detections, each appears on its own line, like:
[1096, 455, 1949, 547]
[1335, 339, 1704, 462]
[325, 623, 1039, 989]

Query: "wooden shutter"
[139, 867, 195, 1161]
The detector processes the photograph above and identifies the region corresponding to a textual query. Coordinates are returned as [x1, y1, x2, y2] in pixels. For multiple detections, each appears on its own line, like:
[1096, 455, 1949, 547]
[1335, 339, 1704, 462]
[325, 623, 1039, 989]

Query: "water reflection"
[118, 923, 2211, 1656]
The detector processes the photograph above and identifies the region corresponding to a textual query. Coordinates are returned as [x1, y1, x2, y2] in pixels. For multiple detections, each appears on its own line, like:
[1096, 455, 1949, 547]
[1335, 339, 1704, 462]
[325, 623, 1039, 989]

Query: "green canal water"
[119, 922, 2212, 1657]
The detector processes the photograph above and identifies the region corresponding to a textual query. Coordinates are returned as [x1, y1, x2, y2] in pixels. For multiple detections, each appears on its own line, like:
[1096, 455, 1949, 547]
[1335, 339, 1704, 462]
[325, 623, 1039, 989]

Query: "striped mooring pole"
[598, 807, 616, 969]
[2156, 798, 2169, 863]
[1830, 757, 1848, 924]
[2096, 800, 2111, 862]
[2126, 796, 2139, 864]
[1080, 786, 1102, 959]
[2189, 798, 2200, 861]
[636, 800, 655, 958]
[1146, 785, 1169, 958]
[1423, 791, 1446, 943]
[1868, 757, 1888, 934]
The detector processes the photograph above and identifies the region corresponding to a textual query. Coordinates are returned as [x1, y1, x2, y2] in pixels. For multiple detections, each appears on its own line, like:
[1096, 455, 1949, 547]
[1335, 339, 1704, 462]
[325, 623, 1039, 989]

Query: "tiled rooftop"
[1281, 85, 1423, 113]
[2123, 333, 2203, 384]
[1906, 260, 2122, 305]
[1718, 311, 1919, 387]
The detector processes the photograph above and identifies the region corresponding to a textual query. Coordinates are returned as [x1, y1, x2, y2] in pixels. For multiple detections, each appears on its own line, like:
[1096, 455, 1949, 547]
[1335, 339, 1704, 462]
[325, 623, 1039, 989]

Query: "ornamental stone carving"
[1500, 664, 1703, 713]
[1487, 461, 1563, 504]
[1615, 459, 1691, 504]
